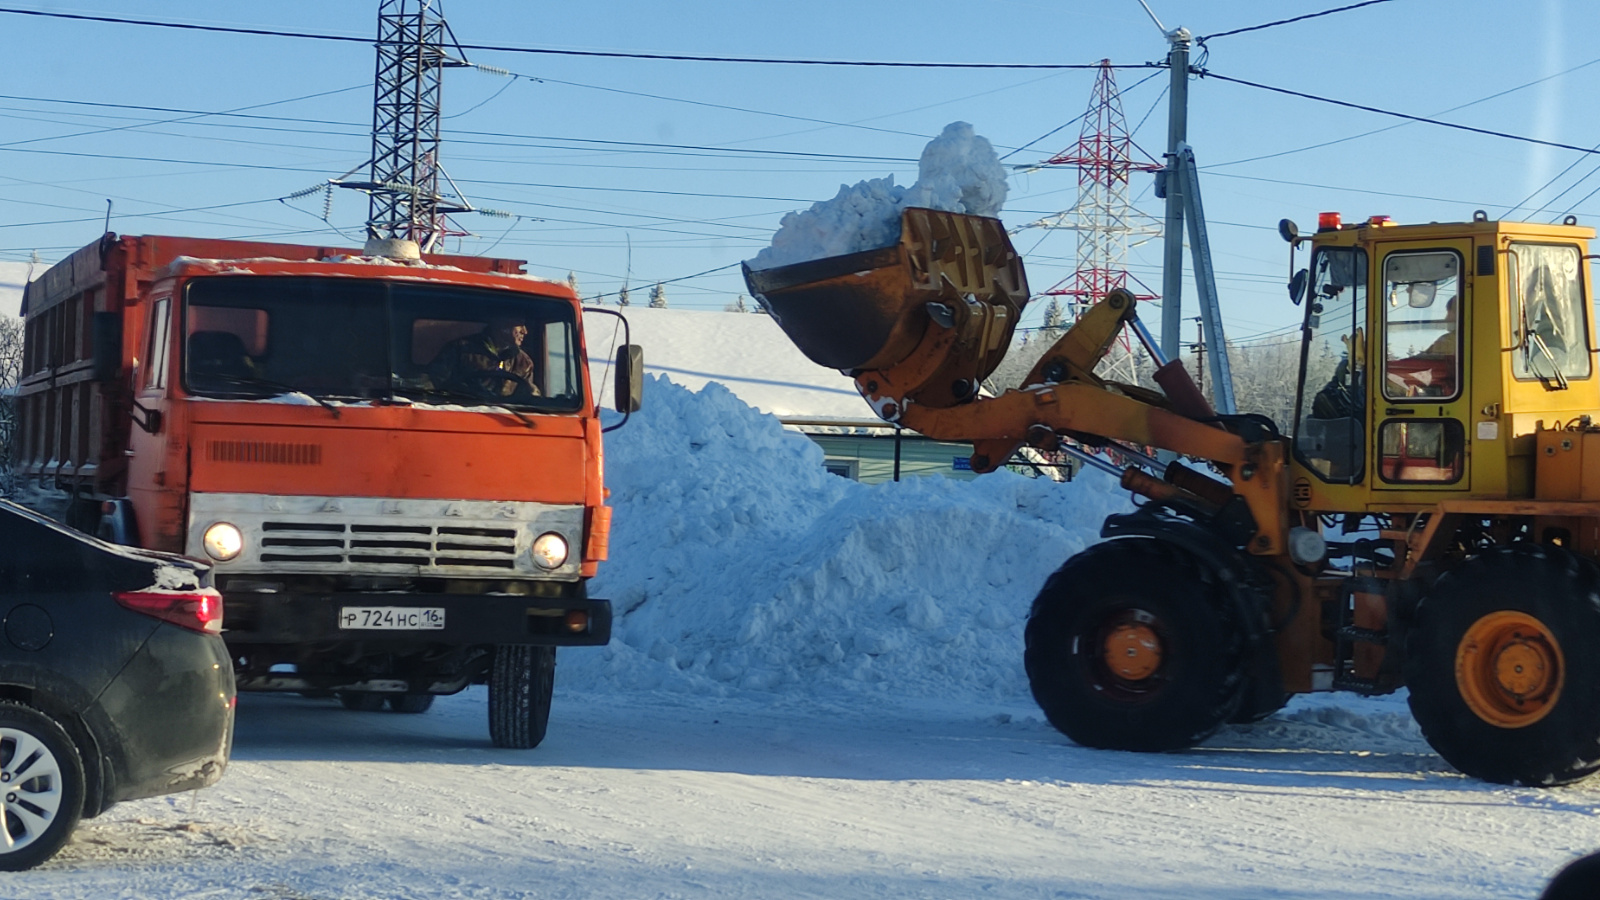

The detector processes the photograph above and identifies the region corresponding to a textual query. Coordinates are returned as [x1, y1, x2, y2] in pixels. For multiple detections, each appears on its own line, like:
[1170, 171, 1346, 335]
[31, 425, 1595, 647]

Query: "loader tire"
[1405, 544, 1600, 786]
[1024, 538, 1245, 752]
[488, 645, 555, 750]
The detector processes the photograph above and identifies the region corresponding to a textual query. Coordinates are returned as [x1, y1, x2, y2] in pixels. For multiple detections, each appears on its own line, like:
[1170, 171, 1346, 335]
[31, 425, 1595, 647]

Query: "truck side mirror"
[92, 311, 122, 381]
[614, 344, 643, 413]
[1279, 219, 1300, 244]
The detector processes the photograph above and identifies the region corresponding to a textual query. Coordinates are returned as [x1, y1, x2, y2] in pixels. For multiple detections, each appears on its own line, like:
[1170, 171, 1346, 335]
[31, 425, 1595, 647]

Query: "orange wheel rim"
[1103, 622, 1163, 682]
[1455, 611, 1564, 728]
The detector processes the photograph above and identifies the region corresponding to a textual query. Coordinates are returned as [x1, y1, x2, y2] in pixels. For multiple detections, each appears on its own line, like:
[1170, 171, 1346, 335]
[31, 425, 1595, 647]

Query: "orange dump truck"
[16, 233, 641, 748]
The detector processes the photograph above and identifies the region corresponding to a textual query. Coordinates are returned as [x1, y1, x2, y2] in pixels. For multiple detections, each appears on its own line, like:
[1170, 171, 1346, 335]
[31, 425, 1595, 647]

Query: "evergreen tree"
[617, 284, 630, 307]
[1041, 297, 1066, 335]
[724, 294, 749, 313]
[566, 271, 579, 297]
[649, 282, 668, 309]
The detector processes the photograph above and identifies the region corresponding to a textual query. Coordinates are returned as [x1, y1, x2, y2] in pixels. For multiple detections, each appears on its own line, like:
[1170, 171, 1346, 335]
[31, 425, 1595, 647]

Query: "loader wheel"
[1228, 685, 1291, 724]
[1024, 538, 1245, 752]
[1404, 544, 1600, 786]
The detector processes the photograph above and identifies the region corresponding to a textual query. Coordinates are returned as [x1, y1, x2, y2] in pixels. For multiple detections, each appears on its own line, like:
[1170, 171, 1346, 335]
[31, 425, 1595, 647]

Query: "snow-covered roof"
[0, 261, 31, 319]
[583, 305, 878, 425]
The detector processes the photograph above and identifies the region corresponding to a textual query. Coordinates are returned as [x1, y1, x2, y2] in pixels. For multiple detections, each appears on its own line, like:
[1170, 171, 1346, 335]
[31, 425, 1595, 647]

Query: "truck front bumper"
[220, 591, 612, 647]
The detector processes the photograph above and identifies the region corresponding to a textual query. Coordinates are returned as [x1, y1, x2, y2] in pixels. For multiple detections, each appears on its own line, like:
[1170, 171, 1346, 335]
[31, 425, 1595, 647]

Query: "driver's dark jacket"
[427, 331, 540, 397]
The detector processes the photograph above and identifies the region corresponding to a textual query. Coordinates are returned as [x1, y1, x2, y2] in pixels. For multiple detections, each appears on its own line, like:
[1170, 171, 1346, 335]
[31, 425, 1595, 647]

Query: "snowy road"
[11, 687, 1599, 899]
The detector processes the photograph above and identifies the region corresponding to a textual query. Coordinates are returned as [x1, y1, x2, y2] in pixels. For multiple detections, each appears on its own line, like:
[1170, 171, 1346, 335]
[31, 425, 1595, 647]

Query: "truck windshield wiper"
[393, 385, 535, 428]
[193, 373, 344, 415]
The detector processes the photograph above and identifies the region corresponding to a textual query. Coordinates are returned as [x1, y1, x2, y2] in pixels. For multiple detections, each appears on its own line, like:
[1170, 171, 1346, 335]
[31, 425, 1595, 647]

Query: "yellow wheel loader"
[744, 207, 1600, 786]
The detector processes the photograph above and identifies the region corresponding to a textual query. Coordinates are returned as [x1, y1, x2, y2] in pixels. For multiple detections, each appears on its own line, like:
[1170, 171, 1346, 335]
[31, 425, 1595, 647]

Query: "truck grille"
[258, 521, 518, 570]
[188, 492, 584, 578]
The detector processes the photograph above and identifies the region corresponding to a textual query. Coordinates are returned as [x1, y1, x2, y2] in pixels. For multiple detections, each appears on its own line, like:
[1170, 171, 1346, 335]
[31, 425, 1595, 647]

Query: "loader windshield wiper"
[1528, 332, 1570, 391]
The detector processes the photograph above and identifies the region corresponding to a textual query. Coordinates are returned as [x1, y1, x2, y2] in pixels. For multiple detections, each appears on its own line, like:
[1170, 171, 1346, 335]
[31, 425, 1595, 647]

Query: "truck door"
[125, 293, 178, 549]
[1371, 240, 1473, 492]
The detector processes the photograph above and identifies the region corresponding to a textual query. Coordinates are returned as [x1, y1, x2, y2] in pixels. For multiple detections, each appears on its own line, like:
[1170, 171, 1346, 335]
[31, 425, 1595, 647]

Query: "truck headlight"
[202, 522, 244, 561]
[531, 532, 568, 570]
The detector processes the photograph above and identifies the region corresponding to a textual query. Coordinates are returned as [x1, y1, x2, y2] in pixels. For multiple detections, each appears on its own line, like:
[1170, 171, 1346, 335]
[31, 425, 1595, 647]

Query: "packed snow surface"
[14, 374, 1600, 899]
[749, 121, 1009, 270]
[566, 375, 1127, 699]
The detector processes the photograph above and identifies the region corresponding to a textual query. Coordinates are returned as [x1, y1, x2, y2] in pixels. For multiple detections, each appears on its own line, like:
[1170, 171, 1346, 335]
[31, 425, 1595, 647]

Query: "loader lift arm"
[744, 208, 1288, 556]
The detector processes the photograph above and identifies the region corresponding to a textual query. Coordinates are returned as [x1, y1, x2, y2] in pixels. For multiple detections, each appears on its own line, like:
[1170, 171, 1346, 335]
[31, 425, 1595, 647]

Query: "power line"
[0, 8, 1160, 70]
[1197, 0, 1397, 43]
[1202, 70, 1600, 157]
[1207, 55, 1600, 171]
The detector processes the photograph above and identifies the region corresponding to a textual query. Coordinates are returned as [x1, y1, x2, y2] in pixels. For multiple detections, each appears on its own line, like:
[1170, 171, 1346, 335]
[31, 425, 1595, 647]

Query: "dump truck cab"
[18, 234, 641, 748]
[1290, 213, 1598, 513]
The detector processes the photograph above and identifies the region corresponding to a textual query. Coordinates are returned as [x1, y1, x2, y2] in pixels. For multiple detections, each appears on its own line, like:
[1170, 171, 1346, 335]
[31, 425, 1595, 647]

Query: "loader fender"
[1100, 505, 1284, 713]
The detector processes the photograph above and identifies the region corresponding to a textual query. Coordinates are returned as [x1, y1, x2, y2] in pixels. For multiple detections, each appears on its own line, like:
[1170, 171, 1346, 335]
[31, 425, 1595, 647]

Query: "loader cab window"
[1382, 251, 1461, 401]
[1294, 246, 1368, 484]
[1509, 242, 1590, 384]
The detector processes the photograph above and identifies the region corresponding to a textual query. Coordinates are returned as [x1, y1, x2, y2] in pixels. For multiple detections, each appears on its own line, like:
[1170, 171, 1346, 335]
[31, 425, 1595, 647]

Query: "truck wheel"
[1024, 538, 1245, 752]
[489, 645, 555, 749]
[0, 703, 86, 871]
[1405, 544, 1600, 785]
[387, 694, 434, 714]
[337, 692, 386, 712]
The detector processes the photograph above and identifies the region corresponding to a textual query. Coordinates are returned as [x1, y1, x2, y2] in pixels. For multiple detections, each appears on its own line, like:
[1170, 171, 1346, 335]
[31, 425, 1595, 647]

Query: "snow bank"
[565, 374, 1129, 704]
[748, 122, 1009, 270]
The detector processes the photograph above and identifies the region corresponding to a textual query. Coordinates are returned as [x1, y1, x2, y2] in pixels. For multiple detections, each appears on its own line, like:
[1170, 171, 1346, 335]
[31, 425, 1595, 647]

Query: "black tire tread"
[387, 694, 434, 714]
[337, 692, 386, 712]
[0, 702, 85, 871]
[1405, 543, 1600, 786]
[488, 645, 555, 749]
[1025, 538, 1247, 752]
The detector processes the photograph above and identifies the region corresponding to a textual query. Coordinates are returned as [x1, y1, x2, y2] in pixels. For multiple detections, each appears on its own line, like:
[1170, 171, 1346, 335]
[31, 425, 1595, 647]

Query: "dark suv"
[0, 499, 235, 869]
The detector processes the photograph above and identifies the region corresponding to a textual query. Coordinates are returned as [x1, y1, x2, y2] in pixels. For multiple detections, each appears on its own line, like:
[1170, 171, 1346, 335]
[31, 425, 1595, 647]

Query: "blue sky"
[0, 1, 1591, 345]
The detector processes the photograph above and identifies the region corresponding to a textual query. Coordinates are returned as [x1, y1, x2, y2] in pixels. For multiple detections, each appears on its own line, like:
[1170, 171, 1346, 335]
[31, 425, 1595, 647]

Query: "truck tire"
[387, 694, 434, 714]
[337, 691, 386, 712]
[0, 702, 86, 871]
[1024, 538, 1245, 752]
[1405, 544, 1600, 786]
[489, 645, 555, 749]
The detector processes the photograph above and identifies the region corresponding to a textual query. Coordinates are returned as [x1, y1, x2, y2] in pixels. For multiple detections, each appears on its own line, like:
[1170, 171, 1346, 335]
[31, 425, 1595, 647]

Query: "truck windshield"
[183, 275, 584, 412]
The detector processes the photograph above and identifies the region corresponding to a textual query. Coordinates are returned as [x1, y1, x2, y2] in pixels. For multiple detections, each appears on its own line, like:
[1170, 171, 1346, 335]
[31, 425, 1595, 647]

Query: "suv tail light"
[114, 589, 224, 635]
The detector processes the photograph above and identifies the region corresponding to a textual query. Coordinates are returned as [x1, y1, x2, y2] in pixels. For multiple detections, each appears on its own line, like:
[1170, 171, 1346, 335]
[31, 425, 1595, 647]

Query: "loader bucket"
[742, 244, 922, 371]
[742, 208, 1029, 386]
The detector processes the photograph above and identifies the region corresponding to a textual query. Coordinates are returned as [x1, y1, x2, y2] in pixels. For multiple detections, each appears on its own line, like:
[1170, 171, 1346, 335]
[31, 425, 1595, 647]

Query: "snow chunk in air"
[748, 122, 1009, 271]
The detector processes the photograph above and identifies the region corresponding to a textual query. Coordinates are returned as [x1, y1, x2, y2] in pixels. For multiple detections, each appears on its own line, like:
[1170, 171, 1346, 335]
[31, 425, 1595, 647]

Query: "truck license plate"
[338, 606, 446, 630]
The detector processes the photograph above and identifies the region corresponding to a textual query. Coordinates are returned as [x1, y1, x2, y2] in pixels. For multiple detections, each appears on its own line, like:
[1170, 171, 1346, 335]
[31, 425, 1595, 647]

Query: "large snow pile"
[748, 121, 1010, 270]
[564, 374, 1129, 704]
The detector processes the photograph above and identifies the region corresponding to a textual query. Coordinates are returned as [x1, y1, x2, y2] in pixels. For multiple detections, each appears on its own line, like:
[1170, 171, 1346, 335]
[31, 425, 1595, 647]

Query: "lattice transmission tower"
[1033, 60, 1164, 383]
[342, 0, 473, 253]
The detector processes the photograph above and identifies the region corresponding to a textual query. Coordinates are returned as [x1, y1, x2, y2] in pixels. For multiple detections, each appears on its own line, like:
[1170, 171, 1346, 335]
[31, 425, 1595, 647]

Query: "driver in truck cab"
[427, 314, 543, 400]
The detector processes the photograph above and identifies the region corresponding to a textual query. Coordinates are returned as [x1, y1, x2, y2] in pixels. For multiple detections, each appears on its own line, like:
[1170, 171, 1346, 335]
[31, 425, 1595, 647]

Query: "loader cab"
[1287, 214, 1599, 513]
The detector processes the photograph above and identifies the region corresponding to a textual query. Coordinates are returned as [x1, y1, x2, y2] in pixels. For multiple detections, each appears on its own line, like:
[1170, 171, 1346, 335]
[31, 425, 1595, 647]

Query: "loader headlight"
[531, 532, 569, 570]
[202, 522, 244, 561]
